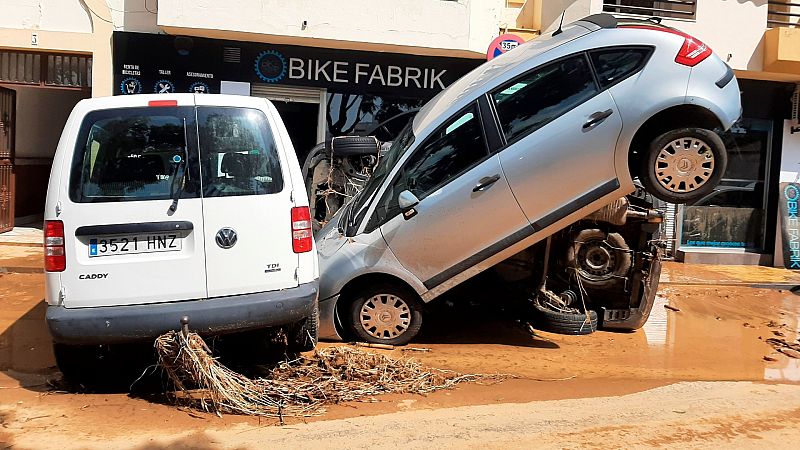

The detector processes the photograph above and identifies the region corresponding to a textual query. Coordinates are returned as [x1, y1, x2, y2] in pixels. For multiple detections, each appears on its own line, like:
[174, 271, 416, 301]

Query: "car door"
[194, 102, 299, 298]
[60, 101, 209, 308]
[493, 53, 623, 230]
[373, 102, 531, 289]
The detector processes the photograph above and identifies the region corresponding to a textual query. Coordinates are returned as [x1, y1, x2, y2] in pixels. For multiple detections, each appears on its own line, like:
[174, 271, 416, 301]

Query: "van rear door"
[59, 98, 208, 308]
[194, 100, 299, 298]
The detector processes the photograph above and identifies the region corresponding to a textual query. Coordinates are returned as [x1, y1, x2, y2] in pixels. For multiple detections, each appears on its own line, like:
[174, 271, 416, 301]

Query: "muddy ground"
[1, 249, 799, 448]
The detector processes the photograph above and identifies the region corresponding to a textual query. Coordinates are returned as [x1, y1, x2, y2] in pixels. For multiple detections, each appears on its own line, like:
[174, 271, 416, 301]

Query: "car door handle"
[473, 174, 501, 192]
[582, 109, 614, 130]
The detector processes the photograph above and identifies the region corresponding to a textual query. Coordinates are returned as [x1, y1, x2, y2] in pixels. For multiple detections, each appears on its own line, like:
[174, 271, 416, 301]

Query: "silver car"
[316, 14, 741, 344]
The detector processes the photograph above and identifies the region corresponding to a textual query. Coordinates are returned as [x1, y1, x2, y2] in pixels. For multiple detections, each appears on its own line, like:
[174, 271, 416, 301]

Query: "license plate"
[88, 233, 182, 257]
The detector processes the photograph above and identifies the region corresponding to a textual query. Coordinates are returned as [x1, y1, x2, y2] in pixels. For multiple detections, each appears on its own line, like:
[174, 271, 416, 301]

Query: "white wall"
[107, 0, 160, 32]
[0, 0, 94, 33]
[10, 86, 89, 160]
[157, 0, 504, 55]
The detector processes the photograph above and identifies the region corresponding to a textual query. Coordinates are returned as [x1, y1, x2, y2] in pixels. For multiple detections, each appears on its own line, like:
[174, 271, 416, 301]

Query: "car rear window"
[69, 107, 198, 203]
[196, 107, 284, 197]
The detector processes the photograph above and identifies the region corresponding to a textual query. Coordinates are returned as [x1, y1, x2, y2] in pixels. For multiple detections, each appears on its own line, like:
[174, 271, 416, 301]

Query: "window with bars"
[0, 51, 91, 88]
[602, 1, 697, 20]
[767, 1, 800, 28]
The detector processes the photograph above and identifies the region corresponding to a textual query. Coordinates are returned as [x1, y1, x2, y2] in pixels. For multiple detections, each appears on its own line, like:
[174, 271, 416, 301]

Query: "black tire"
[532, 303, 598, 335]
[53, 343, 90, 384]
[640, 127, 727, 204]
[566, 229, 631, 289]
[331, 136, 380, 156]
[287, 302, 319, 353]
[347, 283, 423, 346]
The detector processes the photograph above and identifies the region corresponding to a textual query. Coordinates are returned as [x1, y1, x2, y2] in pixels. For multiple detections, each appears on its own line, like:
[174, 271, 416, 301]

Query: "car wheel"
[532, 303, 598, 335]
[287, 302, 319, 353]
[566, 229, 631, 289]
[640, 127, 727, 204]
[348, 283, 423, 345]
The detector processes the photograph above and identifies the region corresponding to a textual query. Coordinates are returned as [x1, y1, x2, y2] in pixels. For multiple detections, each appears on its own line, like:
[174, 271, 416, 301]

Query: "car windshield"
[346, 123, 415, 231]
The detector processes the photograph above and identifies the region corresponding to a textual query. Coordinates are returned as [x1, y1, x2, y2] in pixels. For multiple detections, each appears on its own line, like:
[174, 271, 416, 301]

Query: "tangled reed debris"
[155, 331, 504, 418]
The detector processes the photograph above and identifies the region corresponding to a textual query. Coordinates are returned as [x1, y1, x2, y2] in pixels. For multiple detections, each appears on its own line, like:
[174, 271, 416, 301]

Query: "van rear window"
[69, 107, 198, 203]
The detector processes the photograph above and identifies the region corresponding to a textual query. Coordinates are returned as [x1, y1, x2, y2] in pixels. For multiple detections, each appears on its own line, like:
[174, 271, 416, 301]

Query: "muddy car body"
[315, 14, 740, 344]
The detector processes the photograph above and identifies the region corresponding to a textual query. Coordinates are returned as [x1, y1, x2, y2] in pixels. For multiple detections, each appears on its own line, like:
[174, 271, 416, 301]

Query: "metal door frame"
[0, 86, 15, 233]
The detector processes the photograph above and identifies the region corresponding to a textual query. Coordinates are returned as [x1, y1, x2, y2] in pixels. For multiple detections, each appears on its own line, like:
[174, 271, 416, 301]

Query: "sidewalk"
[0, 226, 43, 247]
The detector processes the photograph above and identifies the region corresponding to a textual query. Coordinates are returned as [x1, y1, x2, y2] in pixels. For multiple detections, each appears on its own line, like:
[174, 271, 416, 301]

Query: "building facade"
[2, 0, 800, 267]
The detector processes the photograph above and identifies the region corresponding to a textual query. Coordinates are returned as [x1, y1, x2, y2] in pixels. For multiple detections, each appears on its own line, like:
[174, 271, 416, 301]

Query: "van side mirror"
[398, 190, 419, 212]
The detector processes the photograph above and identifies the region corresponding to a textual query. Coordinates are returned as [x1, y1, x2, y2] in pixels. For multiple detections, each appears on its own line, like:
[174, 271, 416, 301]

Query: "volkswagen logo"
[215, 228, 238, 249]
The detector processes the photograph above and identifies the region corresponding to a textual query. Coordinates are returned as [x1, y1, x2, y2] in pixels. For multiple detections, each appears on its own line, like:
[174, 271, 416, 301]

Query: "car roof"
[411, 13, 674, 135]
[412, 20, 597, 134]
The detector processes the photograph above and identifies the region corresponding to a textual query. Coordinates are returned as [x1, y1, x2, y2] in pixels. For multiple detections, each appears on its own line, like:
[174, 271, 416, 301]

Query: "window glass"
[326, 92, 424, 142]
[69, 107, 197, 203]
[590, 47, 651, 88]
[492, 55, 598, 144]
[197, 107, 284, 197]
[368, 104, 488, 229]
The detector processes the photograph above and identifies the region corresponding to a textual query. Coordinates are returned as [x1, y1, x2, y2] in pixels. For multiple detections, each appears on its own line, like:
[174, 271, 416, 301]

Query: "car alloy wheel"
[359, 293, 411, 340]
[654, 137, 715, 193]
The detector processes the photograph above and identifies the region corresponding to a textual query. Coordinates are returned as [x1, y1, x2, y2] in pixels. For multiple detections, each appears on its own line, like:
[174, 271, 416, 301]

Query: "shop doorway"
[250, 84, 325, 164]
[0, 87, 14, 233]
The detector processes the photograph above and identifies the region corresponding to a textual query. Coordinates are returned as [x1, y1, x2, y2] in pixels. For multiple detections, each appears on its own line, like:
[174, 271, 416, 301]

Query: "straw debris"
[155, 330, 505, 418]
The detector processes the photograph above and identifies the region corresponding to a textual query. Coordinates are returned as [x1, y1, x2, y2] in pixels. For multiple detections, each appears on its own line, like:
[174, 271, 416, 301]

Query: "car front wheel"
[639, 127, 727, 204]
[348, 283, 423, 346]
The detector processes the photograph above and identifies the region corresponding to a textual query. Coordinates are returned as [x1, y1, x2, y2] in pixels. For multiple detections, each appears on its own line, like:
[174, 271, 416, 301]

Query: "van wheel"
[348, 283, 423, 346]
[566, 229, 631, 289]
[287, 303, 319, 353]
[53, 343, 97, 385]
[639, 128, 727, 204]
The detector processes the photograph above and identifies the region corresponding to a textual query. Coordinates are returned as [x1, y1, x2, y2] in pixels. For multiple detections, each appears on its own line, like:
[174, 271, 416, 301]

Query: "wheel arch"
[333, 272, 424, 340]
[627, 104, 724, 179]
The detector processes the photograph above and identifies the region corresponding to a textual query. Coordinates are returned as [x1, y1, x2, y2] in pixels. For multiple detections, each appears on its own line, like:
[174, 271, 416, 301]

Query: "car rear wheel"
[640, 127, 727, 204]
[566, 229, 631, 289]
[348, 283, 423, 346]
[532, 303, 598, 335]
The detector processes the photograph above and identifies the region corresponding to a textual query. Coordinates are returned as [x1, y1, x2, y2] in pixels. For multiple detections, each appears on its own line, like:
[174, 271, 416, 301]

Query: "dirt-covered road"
[1, 251, 799, 448]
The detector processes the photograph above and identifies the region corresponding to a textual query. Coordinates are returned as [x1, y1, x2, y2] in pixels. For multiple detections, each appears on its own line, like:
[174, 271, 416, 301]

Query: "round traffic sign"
[487, 34, 526, 61]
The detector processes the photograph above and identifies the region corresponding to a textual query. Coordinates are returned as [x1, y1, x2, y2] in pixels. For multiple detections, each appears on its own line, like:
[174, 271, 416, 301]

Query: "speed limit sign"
[487, 34, 526, 61]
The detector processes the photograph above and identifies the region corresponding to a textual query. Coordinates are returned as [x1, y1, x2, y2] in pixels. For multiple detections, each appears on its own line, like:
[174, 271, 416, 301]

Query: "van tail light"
[291, 207, 313, 253]
[621, 25, 712, 67]
[44, 220, 66, 272]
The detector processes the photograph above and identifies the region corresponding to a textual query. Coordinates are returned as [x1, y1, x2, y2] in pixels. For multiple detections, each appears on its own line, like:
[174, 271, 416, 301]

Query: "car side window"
[590, 47, 653, 89]
[492, 54, 598, 145]
[196, 107, 284, 197]
[368, 103, 488, 229]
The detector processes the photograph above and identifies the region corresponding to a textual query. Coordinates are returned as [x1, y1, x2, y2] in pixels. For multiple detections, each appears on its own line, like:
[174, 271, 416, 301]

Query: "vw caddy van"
[44, 94, 319, 379]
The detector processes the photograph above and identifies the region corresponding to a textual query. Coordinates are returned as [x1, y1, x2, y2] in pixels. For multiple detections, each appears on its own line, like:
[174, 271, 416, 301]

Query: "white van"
[43, 94, 318, 377]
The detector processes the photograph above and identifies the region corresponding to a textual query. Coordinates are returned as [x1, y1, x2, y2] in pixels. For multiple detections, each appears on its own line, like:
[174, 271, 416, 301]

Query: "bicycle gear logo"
[254, 50, 287, 83]
[120, 77, 142, 95]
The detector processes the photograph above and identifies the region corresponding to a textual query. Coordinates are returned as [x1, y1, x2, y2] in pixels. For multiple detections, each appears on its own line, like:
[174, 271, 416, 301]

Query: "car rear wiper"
[168, 118, 190, 214]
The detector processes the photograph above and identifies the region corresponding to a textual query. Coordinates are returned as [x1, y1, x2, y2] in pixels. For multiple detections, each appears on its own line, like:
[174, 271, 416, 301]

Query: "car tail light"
[621, 25, 712, 67]
[44, 220, 66, 272]
[291, 207, 313, 253]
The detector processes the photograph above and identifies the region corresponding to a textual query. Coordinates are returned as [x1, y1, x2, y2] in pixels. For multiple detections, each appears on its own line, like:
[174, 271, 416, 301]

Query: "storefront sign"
[112, 32, 482, 98]
[487, 34, 525, 61]
[779, 182, 800, 269]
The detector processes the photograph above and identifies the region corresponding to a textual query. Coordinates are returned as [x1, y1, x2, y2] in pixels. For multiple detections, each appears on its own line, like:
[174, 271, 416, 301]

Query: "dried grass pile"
[155, 330, 503, 418]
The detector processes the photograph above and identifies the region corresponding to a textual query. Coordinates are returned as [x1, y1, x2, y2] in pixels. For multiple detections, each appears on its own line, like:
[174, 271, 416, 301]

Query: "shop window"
[326, 93, 424, 142]
[680, 119, 771, 250]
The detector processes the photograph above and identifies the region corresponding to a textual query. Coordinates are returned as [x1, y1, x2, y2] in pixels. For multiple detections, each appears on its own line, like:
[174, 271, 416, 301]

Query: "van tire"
[640, 128, 727, 204]
[287, 303, 319, 353]
[348, 283, 423, 346]
[532, 303, 598, 335]
[53, 343, 96, 385]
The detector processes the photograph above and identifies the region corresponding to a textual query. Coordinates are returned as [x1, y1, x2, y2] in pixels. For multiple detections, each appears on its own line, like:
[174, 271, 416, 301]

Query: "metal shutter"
[250, 84, 322, 103]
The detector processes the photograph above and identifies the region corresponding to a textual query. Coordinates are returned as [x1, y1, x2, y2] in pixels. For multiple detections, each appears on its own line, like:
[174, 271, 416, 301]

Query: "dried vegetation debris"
[155, 331, 505, 418]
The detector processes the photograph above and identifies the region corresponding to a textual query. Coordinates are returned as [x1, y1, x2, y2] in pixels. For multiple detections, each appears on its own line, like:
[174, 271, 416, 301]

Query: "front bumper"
[47, 281, 318, 345]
